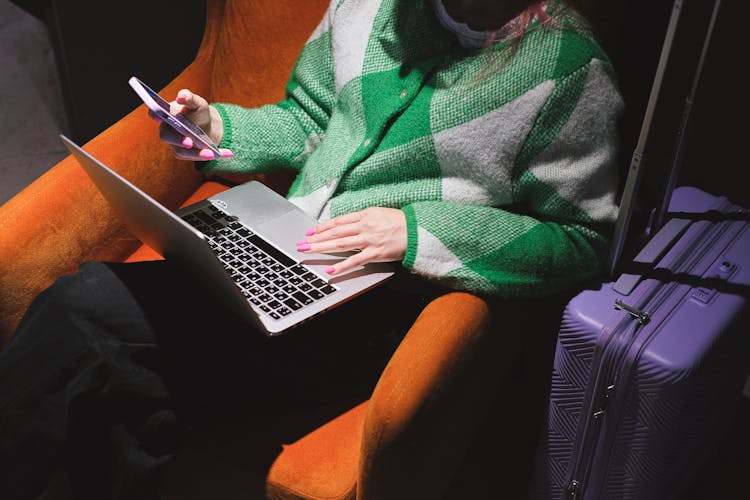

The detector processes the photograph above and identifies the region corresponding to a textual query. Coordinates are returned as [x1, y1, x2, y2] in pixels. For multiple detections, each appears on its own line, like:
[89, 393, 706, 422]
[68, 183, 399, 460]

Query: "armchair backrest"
[208, 0, 329, 106]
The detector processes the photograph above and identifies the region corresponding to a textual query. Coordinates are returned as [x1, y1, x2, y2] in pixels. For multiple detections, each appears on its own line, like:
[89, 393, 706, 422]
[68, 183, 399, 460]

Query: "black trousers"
[0, 261, 436, 500]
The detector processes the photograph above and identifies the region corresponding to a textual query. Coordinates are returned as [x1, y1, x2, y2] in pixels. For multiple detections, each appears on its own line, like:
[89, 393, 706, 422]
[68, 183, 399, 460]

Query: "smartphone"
[128, 76, 222, 156]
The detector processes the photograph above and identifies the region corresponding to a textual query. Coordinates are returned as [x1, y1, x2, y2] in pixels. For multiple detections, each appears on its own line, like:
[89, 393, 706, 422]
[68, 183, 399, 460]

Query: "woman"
[0, 0, 622, 498]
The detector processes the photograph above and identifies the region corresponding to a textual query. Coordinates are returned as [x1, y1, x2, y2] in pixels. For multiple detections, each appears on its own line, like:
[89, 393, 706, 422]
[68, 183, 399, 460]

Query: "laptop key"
[310, 278, 327, 288]
[292, 291, 314, 305]
[283, 298, 303, 310]
[290, 265, 307, 275]
[247, 234, 296, 267]
[194, 212, 215, 225]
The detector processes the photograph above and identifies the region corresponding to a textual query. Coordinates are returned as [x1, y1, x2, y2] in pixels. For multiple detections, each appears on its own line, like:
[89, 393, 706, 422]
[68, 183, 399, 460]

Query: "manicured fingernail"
[297, 243, 311, 252]
[296, 239, 308, 246]
[177, 91, 188, 101]
[221, 150, 234, 158]
[325, 267, 336, 275]
[182, 137, 194, 148]
[199, 149, 216, 159]
[305, 228, 316, 236]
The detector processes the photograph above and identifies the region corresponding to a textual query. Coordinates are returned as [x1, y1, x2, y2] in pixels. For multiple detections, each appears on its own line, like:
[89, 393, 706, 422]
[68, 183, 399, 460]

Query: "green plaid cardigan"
[203, 0, 624, 297]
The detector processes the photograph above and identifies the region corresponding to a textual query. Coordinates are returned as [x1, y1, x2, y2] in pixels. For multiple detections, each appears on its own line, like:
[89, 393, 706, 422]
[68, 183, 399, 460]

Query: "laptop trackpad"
[256, 210, 318, 254]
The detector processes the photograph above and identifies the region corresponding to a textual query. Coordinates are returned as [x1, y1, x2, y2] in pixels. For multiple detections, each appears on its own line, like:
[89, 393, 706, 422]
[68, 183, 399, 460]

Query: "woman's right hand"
[155, 89, 234, 161]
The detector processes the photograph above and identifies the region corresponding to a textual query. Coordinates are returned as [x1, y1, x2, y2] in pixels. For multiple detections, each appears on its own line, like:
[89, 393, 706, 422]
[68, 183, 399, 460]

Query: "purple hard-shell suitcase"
[530, 1, 750, 498]
[530, 186, 750, 499]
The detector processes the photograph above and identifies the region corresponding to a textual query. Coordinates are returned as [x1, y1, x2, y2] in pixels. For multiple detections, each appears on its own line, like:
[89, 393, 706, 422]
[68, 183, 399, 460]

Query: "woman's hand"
[297, 207, 408, 275]
[155, 89, 234, 161]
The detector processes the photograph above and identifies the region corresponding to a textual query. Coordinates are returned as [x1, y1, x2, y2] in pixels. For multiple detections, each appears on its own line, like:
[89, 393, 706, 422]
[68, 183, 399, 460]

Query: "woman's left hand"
[297, 207, 407, 275]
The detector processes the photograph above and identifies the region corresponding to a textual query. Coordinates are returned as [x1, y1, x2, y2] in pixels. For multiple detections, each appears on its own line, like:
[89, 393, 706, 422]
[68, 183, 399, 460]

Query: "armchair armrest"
[357, 292, 521, 500]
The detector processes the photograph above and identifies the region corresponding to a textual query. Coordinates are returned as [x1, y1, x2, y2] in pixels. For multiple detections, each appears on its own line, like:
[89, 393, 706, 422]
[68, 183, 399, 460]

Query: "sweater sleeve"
[401, 60, 624, 297]
[200, 4, 337, 176]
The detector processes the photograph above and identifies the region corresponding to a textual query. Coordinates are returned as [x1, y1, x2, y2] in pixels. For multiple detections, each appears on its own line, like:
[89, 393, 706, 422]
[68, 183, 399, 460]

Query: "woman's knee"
[34, 262, 117, 319]
[12, 262, 147, 347]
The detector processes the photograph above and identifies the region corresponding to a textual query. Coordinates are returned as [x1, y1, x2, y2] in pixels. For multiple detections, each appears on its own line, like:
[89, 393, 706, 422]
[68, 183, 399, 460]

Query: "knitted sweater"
[203, 0, 624, 297]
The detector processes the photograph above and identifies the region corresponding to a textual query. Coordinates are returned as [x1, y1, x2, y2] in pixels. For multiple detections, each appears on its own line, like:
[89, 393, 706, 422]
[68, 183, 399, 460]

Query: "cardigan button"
[400, 88, 407, 99]
[363, 138, 372, 147]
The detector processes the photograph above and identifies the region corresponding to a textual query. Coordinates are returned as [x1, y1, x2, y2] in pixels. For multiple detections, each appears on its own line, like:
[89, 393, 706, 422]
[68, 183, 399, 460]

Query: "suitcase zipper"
[566, 214, 736, 499]
[566, 480, 580, 500]
[614, 299, 651, 324]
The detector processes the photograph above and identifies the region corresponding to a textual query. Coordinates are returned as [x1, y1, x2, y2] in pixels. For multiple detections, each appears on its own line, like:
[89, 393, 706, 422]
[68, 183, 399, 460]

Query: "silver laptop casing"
[61, 136, 394, 335]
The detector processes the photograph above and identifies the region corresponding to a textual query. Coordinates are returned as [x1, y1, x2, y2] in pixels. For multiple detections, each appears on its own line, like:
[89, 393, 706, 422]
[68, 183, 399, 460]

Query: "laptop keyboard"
[181, 204, 337, 321]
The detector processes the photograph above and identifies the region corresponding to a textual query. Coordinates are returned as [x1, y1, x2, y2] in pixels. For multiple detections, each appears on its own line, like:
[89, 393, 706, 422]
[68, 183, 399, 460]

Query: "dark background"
[608, 0, 749, 210]
[10, 0, 205, 144]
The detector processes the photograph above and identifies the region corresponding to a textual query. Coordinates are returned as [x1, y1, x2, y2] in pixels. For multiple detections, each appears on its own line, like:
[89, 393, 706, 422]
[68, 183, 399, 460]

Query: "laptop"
[60, 135, 395, 335]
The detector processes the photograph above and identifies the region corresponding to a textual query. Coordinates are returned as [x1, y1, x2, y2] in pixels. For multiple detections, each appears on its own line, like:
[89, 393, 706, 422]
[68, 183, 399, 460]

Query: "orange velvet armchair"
[0, 0, 528, 498]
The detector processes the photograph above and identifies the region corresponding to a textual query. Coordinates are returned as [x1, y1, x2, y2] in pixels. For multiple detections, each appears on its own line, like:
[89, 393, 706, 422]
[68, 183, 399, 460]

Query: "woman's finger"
[176, 89, 206, 113]
[324, 249, 374, 275]
[305, 222, 361, 243]
[159, 123, 186, 147]
[171, 146, 233, 161]
[171, 146, 204, 161]
[297, 234, 363, 255]
[308, 212, 363, 236]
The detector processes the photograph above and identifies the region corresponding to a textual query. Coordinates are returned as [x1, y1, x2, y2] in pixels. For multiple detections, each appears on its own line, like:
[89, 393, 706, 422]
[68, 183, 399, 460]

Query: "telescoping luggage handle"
[607, 0, 722, 288]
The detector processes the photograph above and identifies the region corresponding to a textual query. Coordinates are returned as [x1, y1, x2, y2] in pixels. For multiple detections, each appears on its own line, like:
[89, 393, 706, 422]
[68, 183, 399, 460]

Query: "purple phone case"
[530, 186, 750, 499]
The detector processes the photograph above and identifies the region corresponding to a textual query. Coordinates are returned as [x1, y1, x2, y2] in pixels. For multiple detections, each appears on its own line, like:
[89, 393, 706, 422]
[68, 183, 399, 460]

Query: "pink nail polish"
[199, 149, 216, 159]
[182, 137, 193, 148]
[296, 239, 308, 246]
[177, 91, 188, 101]
[305, 229, 316, 236]
[297, 244, 311, 252]
[221, 150, 234, 158]
[325, 267, 336, 275]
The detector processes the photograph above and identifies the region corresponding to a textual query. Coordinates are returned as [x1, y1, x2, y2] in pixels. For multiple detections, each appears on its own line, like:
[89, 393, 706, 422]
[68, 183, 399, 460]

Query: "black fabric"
[0, 260, 435, 500]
